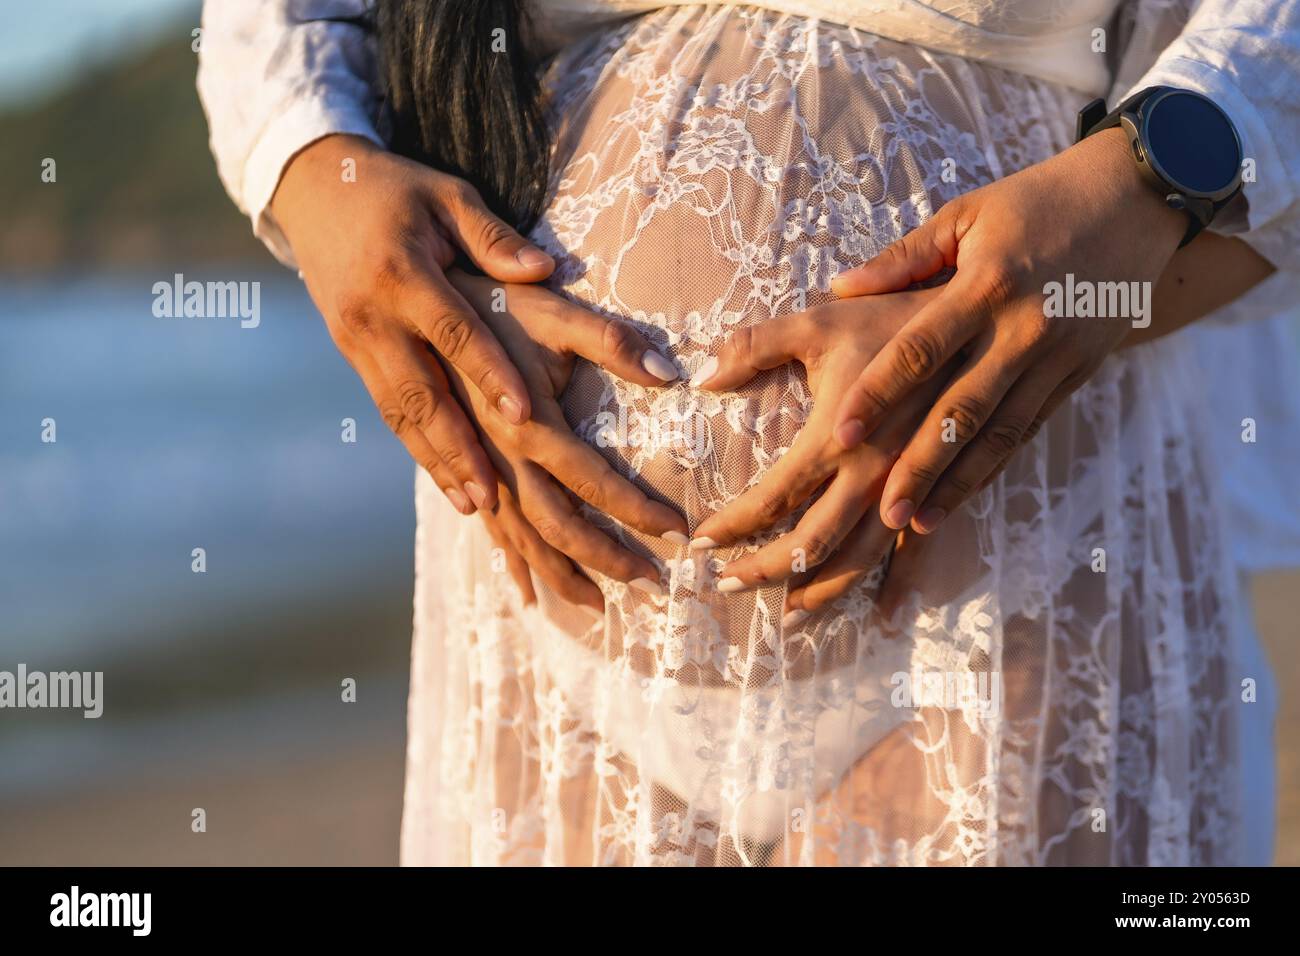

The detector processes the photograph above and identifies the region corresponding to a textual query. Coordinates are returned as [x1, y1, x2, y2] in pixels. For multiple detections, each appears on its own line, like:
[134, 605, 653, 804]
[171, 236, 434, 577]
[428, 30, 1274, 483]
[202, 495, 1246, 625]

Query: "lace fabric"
[400, 5, 1244, 866]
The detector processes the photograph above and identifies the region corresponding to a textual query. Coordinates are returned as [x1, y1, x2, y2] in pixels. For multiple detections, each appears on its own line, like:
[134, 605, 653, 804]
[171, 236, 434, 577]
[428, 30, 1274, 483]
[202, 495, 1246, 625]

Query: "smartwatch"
[1076, 86, 1244, 247]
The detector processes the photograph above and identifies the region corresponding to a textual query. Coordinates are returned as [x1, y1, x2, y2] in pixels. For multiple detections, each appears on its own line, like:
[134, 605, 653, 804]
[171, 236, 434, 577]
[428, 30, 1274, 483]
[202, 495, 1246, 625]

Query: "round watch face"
[1142, 90, 1242, 197]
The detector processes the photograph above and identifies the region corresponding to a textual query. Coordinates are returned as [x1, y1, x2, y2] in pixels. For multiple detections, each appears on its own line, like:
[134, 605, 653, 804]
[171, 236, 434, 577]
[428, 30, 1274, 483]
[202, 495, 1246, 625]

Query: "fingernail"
[515, 247, 553, 269]
[497, 394, 525, 424]
[884, 499, 915, 530]
[913, 506, 946, 534]
[464, 482, 488, 510]
[716, 576, 745, 593]
[446, 488, 472, 514]
[689, 536, 718, 551]
[781, 608, 809, 629]
[836, 419, 867, 448]
[630, 576, 664, 597]
[641, 351, 679, 382]
[662, 530, 690, 547]
[689, 356, 719, 388]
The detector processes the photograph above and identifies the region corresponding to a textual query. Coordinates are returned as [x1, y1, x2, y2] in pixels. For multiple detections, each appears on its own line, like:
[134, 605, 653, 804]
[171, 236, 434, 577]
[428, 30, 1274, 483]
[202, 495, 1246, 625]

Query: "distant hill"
[0, 21, 274, 271]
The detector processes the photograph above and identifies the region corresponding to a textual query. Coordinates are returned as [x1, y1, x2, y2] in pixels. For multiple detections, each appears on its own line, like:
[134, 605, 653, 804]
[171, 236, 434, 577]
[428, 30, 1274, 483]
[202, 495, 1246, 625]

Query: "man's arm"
[196, 0, 382, 267]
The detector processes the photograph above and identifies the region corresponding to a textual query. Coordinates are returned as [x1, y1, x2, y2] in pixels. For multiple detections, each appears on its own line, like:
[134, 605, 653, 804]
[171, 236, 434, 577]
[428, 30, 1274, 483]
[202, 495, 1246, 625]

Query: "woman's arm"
[1123, 231, 1276, 347]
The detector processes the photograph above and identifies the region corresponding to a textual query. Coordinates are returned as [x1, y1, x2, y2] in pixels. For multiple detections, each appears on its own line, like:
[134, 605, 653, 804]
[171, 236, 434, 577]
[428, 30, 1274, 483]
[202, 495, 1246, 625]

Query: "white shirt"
[195, 0, 1300, 571]
[196, 0, 1300, 272]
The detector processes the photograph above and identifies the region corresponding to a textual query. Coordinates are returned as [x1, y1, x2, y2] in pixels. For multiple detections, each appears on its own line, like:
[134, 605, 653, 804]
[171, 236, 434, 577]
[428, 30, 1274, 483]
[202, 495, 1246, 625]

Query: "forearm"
[269, 134, 384, 247]
[196, 0, 381, 266]
[1122, 232, 1276, 348]
[1075, 128, 1277, 348]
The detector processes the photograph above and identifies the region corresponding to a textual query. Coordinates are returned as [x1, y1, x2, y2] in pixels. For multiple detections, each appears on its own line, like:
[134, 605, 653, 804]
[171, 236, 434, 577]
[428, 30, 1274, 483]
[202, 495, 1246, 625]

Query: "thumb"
[432, 176, 555, 283]
[831, 203, 961, 298]
[692, 316, 807, 391]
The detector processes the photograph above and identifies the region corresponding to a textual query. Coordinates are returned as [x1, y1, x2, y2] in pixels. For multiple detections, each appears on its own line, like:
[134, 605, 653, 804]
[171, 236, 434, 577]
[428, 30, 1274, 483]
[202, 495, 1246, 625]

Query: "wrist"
[271, 133, 384, 233]
[1083, 127, 1188, 257]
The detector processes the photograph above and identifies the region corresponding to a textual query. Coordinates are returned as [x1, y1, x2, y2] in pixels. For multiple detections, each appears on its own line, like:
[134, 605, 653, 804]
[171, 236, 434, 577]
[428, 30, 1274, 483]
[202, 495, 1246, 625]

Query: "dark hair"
[374, 0, 550, 232]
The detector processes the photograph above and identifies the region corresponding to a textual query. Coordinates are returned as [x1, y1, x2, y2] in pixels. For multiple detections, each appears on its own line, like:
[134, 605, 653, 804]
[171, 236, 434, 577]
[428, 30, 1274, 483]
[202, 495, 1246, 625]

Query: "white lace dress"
[400, 1, 1249, 865]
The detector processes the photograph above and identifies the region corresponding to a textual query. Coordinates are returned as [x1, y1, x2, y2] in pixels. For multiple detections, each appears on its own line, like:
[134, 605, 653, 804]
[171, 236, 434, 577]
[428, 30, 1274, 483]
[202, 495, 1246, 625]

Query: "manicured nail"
[781, 608, 809, 629]
[836, 419, 867, 448]
[662, 530, 690, 547]
[630, 577, 664, 597]
[689, 356, 719, 388]
[689, 536, 718, 551]
[464, 482, 489, 510]
[497, 394, 525, 424]
[914, 506, 946, 534]
[884, 499, 915, 530]
[642, 351, 679, 382]
[446, 488, 472, 514]
[716, 576, 745, 593]
[515, 247, 553, 269]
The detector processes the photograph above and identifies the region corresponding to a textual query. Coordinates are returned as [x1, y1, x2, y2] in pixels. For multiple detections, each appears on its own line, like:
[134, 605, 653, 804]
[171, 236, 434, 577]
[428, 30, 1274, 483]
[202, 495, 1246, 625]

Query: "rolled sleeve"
[197, 0, 384, 268]
[1116, 0, 1300, 270]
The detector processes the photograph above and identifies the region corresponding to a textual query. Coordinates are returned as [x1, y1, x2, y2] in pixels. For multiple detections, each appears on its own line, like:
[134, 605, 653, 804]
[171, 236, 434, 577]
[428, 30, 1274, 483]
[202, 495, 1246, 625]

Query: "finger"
[349, 347, 480, 514]
[830, 203, 961, 297]
[519, 466, 665, 590]
[479, 509, 537, 605]
[715, 465, 875, 591]
[974, 370, 1080, 495]
[689, 426, 836, 550]
[877, 345, 1027, 530]
[691, 316, 811, 391]
[494, 486, 605, 613]
[368, 332, 499, 509]
[396, 266, 533, 425]
[526, 416, 689, 543]
[783, 513, 898, 624]
[833, 277, 988, 448]
[451, 275, 680, 387]
[908, 361, 1069, 534]
[429, 172, 555, 282]
[692, 359, 944, 551]
[554, 304, 680, 385]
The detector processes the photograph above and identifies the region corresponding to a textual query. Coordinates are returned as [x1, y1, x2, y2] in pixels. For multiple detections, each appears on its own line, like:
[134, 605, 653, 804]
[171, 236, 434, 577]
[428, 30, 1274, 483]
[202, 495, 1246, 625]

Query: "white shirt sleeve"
[196, 0, 384, 267]
[1114, 0, 1300, 272]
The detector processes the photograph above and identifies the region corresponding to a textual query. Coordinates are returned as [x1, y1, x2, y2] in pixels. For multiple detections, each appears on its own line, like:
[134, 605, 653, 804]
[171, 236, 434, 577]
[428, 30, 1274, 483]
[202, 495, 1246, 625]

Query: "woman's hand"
[831, 127, 1189, 535]
[688, 288, 953, 623]
[444, 271, 690, 600]
[271, 134, 557, 514]
[478, 484, 608, 613]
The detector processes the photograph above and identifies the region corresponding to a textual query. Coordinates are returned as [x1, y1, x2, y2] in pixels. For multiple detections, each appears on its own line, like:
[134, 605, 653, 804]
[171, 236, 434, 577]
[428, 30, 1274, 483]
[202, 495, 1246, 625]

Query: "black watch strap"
[1076, 87, 1228, 248]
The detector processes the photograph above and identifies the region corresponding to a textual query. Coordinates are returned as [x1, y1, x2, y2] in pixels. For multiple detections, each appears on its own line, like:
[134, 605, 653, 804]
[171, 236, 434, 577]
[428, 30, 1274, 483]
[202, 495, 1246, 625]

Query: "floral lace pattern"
[400, 5, 1244, 866]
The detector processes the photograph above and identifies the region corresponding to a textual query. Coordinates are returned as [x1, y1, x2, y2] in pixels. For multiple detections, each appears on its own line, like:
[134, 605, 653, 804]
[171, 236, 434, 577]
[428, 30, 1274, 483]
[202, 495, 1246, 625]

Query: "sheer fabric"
[401, 5, 1245, 866]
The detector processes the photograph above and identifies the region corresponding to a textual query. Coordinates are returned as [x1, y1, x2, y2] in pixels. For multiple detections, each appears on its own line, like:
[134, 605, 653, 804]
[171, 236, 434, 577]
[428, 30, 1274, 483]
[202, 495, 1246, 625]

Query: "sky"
[0, 0, 198, 109]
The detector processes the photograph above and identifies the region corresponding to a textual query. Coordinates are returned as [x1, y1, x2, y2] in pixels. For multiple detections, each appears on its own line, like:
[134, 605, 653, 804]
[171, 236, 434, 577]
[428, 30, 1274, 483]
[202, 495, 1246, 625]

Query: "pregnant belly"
[532, 5, 1077, 548]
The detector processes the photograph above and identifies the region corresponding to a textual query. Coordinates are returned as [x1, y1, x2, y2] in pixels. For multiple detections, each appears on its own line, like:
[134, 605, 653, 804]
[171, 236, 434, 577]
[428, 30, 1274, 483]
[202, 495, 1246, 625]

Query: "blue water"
[0, 272, 417, 659]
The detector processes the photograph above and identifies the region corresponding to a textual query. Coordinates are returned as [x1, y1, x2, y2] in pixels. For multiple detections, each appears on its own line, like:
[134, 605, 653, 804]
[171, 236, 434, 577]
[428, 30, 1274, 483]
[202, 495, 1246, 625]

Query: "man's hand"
[271, 133, 556, 513]
[831, 128, 1188, 534]
[446, 271, 689, 601]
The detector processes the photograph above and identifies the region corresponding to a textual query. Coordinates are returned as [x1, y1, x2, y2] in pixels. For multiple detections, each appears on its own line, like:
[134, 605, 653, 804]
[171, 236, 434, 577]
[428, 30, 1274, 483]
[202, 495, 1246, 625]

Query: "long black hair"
[373, 1, 551, 232]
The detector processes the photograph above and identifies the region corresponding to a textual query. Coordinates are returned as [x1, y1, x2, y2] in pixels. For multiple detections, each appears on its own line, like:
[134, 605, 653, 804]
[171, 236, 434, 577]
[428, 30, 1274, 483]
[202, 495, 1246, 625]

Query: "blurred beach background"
[0, 1, 1295, 865]
[0, 0, 413, 864]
